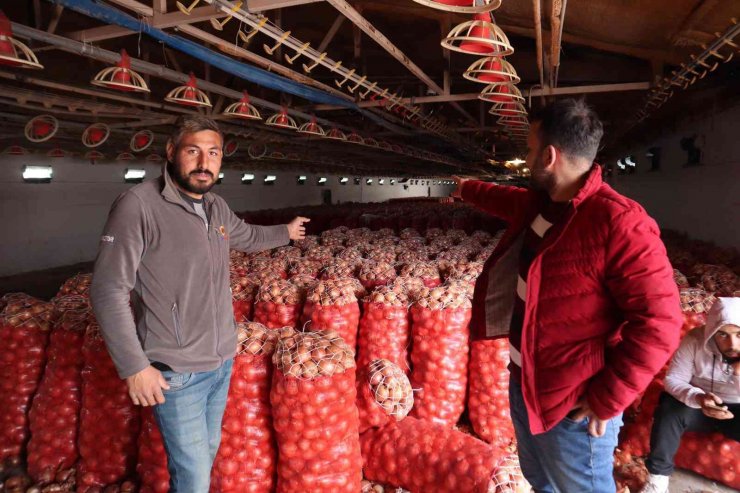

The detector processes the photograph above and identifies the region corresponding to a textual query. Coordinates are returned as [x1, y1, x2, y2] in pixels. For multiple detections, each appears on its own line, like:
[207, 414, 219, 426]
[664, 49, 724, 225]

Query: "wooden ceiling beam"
[65, 5, 224, 42]
[247, 0, 324, 12]
[318, 15, 346, 52]
[310, 82, 651, 110]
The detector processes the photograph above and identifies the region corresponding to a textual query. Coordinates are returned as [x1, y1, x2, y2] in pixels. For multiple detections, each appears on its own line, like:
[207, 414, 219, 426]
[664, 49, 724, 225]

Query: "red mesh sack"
[76, 322, 141, 491]
[137, 408, 169, 493]
[360, 417, 529, 493]
[0, 293, 55, 464]
[679, 288, 716, 338]
[271, 328, 362, 492]
[672, 269, 690, 289]
[359, 261, 397, 290]
[53, 273, 93, 300]
[391, 276, 426, 303]
[211, 322, 277, 493]
[365, 248, 397, 265]
[698, 266, 739, 296]
[27, 296, 89, 483]
[250, 257, 288, 279]
[675, 432, 740, 489]
[288, 259, 323, 279]
[357, 285, 411, 372]
[273, 246, 302, 261]
[468, 339, 515, 448]
[304, 246, 333, 263]
[321, 258, 359, 280]
[618, 378, 664, 457]
[253, 280, 303, 329]
[409, 284, 471, 427]
[398, 261, 441, 288]
[303, 280, 361, 350]
[293, 235, 319, 251]
[231, 276, 258, 322]
[356, 359, 413, 434]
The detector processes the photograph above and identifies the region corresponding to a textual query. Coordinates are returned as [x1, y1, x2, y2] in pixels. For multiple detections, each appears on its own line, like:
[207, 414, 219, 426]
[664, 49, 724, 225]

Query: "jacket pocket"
[171, 303, 183, 347]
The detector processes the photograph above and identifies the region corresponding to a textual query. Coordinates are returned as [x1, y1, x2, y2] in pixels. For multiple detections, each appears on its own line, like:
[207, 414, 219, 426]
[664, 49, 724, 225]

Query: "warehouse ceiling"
[0, 0, 738, 176]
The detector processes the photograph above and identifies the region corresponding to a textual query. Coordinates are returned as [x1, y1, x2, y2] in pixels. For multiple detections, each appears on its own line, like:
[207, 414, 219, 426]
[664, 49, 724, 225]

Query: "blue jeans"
[509, 377, 623, 493]
[153, 359, 233, 493]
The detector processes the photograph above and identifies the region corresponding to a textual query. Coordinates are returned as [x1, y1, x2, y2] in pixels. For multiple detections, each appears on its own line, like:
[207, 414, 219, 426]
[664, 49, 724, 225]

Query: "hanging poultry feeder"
[130, 130, 154, 152]
[286, 153, 300, 161]
[412, 0, 501, 14]
[146, 153, 163, 163]
[247, 143, 267, 159]
[297, 116, 326, 137]
[25, 115, 58, 143]
[479, 83, 524, 103]
[46, 146, 66, 158]
[499, 115, 529, 127]
[441, 13, 514, 56]
[265, 107, 298, 131]
[363, 137, 379, 148]
[0, 10, 44, 69]
[223, 91, 262, 120]
[91, 49, 149, 93]
[324, 127, 347, 141]
[224, 139, 239, 157]
[85, 150, 105, 162]
[378, 141, 391, 151]
[164, 72, 212, 108]
[3, 145, 29, 155]
[116, 151, 135, 161]
[269, 151, 286, 159]
[464, 57, 520, 84]
[82, 123, 110, 148]
[390, 144, 403, 153]
[489, 101, 527, 117]
[346, 132, 365, 145]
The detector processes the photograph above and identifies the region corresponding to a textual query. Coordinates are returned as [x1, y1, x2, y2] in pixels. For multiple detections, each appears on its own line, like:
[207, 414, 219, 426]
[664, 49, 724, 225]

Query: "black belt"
[151, 361, 173, 372]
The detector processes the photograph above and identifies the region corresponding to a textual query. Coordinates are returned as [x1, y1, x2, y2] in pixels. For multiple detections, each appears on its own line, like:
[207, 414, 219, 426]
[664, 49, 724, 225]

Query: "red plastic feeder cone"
[0, 10, 44, 69]
[91, 49, 149, 93]
[223, 90, 261, 120]
[164, 72, 212, 108]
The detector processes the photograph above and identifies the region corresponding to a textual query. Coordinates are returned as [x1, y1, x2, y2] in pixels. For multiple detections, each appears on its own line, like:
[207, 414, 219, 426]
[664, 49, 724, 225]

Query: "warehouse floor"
[671, 469, 738, 492]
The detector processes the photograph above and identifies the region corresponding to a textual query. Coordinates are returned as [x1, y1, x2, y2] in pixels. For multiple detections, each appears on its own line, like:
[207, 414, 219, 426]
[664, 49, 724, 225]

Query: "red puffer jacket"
[462, 165, 682, 434]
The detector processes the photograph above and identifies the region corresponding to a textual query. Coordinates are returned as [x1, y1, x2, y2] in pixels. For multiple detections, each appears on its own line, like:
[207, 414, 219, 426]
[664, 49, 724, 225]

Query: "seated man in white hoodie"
[641, 297, 740, 493]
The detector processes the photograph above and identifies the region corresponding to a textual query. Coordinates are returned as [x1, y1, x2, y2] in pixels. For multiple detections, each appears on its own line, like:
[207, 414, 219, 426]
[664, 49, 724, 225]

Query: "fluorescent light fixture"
[340, 177, 349, 184]
[617, 159, 626, 170]
[264, 175, 277, 182]
[354, 177, 361, 185]
[508, 157, 526, 166]
[218, 172, 224, 179]
[317, 177, 327, 184]
[390, 179, 395, 185]
[366, 178, 373, 185]
[23, 165, 52, 181]
[625, 156, 636, 167]
[646, 152, 654, 158]
[379, 178, 385, 185]
[242, 173, 255, 183]
[124, 168, 146, 183]
[297, 175, 307, 185]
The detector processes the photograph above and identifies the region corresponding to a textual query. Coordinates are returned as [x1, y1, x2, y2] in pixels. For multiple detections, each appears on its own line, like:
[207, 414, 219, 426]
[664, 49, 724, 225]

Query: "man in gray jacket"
[90, 115, 309, 492]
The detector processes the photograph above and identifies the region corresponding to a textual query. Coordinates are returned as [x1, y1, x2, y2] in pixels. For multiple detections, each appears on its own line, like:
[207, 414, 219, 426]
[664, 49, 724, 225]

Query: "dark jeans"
[646, 392, 740, 475]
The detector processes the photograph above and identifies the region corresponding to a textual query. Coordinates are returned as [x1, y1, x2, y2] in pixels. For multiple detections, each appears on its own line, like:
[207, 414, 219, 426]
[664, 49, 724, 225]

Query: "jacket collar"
[160, 162, 216, 206]
[571, 164, 603, 208]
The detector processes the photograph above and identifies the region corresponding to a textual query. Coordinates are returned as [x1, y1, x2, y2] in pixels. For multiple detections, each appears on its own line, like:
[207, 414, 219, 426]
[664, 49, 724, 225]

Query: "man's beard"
[167, 161, 215, 195]
[529, 153, 556, 193]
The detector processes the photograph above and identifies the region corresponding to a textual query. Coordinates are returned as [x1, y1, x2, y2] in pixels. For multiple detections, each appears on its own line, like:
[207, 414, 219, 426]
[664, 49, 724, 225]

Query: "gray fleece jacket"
[90, 169, 289, 378]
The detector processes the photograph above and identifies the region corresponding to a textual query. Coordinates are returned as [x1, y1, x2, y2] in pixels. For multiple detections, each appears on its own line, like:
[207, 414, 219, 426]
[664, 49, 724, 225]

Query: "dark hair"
[169, 115, 223, 150]
[530, 98, 603, 163]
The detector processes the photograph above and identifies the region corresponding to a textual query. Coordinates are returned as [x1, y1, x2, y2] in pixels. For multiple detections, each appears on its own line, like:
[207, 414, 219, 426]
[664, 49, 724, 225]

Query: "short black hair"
[530, 98, 603, 163]
[169, 115, 223, 150]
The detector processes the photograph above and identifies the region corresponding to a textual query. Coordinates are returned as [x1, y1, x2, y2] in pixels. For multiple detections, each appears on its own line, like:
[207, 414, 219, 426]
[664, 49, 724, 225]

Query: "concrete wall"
[608, 101, 740, 249]
[0, 156, 455, 276]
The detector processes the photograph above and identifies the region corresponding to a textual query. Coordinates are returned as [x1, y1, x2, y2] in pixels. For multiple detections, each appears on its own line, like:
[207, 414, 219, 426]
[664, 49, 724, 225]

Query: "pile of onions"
[253, 280, 303, 329]
[399, 228, 421, 240]
[136, 408, 168, 493]
[390, 277, 426, 303]
[698, 266, 738, 296]
[336, 247, 363, 263]
[273, 245, 302, 261]
[365, 248, 397, 265]
[211, 322, 277, 492]
[425, 228, 444, 240]
[618, 378, 664, 458]
[271, 328, 361, 492]
[293, 235, 318, 251]
[53, 273, 93, 300]
[672, 269, 690, 289]
[471, 230, 492, 244]
[356, 359, 413, 433]
[359, 261, 397, 290]
[76, 322, 140, 492]
[679, 288, 716, 337]
[675, 432, 740, 489]
[396, 248, 429, 264]
[447, 261, 484, 285]
[409, 284, 471, 427]
[250, 257, 288, 279]
[0, 293, 55, 464]
[468, 339, 515, 448]
[303, 279, 361, 350]
[357, 285, 411, 372]
[360, 417, 528, 493]
[288, 259, 323, 279]
[398, 262, 441, 288]
[304, 245, 333, 263]
[27, 296, 90, 483]
[321, 258, 360, 280]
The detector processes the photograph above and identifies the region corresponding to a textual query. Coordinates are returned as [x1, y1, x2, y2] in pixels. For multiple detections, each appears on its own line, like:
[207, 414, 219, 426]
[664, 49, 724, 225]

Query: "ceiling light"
[264, 174, 277, 182]
[340, 177, 349, 184]
[124, 168, 146, 183]
[242, 173, 255, 183]
[23, 165, 52, 182]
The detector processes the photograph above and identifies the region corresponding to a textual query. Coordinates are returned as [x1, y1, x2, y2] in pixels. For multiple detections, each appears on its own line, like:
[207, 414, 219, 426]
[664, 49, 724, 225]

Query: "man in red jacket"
[454, 98, 682, 492]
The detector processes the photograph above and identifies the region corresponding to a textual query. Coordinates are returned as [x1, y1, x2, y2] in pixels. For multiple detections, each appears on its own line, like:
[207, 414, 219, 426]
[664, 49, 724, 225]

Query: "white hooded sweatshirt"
[665, 297, 740, 407]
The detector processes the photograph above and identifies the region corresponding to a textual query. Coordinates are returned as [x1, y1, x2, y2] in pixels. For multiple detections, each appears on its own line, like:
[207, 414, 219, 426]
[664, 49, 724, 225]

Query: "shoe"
[638, 473, 669, 493]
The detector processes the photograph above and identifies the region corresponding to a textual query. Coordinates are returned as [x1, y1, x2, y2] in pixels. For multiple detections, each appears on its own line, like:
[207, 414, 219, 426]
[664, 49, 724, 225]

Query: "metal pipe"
[533, 0, 545, 101]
